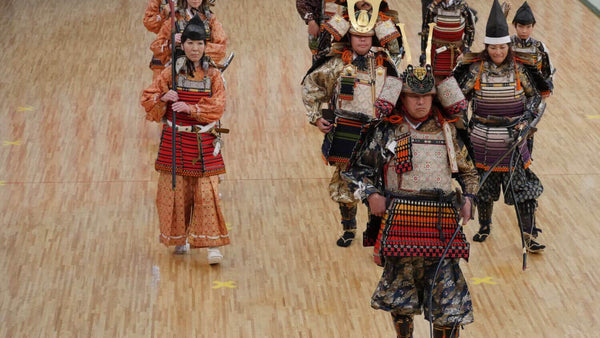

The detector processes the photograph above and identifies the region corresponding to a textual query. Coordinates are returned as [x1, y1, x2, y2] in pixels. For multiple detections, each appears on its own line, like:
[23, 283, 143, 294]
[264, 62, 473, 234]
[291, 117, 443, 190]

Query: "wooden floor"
[1, 0, 599, 336]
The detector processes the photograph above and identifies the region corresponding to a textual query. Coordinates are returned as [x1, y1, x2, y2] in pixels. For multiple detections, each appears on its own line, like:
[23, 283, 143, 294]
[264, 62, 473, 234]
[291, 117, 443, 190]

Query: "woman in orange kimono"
[141, 15, 229, 263]
[143, 0, 173, 80]
[150, 0, 227, 68]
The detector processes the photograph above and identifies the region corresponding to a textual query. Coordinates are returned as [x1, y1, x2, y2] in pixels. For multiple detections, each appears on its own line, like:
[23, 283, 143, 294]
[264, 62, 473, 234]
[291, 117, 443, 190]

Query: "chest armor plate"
[435, 7, 463, 24]
[386, 128, 452, 194]
[336, 63, 385, 117]
[477, 71, 524, 100]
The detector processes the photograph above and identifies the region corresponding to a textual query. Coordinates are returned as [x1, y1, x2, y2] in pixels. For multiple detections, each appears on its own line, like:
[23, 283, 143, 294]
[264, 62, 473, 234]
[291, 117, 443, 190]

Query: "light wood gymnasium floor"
[1, 0, 599, 337]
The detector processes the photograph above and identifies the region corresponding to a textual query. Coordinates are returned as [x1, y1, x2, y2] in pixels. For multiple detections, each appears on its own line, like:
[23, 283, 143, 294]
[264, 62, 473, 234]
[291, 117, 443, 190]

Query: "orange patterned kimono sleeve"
[190, 68, 226, 123]
[143, 0, 165, 34]
[205, 14, 228, 63]
[141, 67, 172, 122]
[150, 19, 173, 65]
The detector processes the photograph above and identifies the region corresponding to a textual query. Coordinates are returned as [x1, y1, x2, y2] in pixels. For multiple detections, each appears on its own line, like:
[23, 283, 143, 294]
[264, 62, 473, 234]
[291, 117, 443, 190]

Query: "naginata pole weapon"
[168, 0, 177, 189]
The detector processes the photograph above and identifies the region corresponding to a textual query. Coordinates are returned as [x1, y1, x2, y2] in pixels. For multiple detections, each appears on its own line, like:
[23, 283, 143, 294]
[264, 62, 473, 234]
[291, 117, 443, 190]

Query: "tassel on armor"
[473, 201, 493, 242]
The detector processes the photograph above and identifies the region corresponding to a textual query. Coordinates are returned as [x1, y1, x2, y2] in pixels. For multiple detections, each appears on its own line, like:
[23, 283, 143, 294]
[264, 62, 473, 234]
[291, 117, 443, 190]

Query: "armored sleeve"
[343, 122, 390, 202]
[421, 2, 436, 53]
[450, 124, 479, 197]
[301, 57, 343, 124]
[461, 2, 475, 50]
[517, 63, 542, 117]
[296, 0, 322, 23]
[538, 41, 555, 90]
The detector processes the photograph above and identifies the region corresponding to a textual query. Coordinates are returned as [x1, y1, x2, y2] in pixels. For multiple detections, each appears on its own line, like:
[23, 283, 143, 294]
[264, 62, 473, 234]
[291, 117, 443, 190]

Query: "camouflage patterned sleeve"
[296, 0, 321, 24]
[301, 57, 343, 124]
[537, 41, 555, 90]
[344, 122, 391, 201]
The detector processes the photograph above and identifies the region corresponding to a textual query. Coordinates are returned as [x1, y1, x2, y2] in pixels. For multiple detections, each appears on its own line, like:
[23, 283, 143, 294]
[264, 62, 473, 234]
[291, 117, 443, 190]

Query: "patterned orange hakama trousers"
[156, 173, 230, 248]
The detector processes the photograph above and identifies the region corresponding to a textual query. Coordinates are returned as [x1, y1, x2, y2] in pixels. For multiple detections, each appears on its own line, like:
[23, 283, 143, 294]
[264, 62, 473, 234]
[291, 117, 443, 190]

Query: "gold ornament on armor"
[347, 0, 382, 33]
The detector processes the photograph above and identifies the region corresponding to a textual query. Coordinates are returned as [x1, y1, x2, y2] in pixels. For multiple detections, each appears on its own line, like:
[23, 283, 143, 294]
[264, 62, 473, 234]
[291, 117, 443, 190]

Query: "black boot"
[433, 324, 459, 338]
[473, 201, 493, 242]
[337, 221, 356, 247]
[391, 313, 413, 338]
[517, 200, 546, 253]
[363, 214, 382, 247]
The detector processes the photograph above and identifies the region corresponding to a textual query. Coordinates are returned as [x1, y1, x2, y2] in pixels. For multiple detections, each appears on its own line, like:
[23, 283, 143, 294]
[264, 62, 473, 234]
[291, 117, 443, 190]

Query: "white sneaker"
[173, 243, 189, 255]
[207, 247, 223, 264]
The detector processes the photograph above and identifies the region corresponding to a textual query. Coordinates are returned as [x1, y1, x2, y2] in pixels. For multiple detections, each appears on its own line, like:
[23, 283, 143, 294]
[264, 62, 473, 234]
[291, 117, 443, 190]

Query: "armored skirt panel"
[432, 8, 465, 77]
[374, 194, 468, 263]
[155, 88, 225, 177]
[470, 73, 530, 171]
[470, 123, 530, 172]
[322, 114, 369, 164]
[373, 126, 468, 263]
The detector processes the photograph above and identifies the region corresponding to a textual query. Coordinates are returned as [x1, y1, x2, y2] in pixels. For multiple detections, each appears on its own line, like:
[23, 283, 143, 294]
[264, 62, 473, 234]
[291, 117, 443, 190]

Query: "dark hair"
[478, 44, 513, 66]
[177, 0, 209, 10]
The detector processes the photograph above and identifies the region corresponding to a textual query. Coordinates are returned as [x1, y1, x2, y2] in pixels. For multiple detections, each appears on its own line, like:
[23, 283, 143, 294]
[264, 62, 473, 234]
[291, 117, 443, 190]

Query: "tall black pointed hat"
[512, 1, 536, 25]
[485, 0, 511, 44]
[181, 14, 207, 42]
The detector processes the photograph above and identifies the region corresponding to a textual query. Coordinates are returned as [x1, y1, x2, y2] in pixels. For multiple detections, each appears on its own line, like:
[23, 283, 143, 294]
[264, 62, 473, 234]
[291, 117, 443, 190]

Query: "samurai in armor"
[144, 0, 176, 80]
[302, 0, 403, 247]
[509, 1, 555, 96]
[344, 58, 478, 338]
[420, 0, 476, 82]
[150, 0, 227, 69]
[298, 0, 404, 67]
[453, 0, 549, 253]
[141, 15, 230, 263]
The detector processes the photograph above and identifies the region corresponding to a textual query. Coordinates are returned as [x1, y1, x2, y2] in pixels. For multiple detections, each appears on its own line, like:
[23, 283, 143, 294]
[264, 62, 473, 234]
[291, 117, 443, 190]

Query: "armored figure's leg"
[363, 213, 382, 247]
[433, 324, 460, 338]
[473, 201, 493, 242]
[391, 313, 414, 338]
[517, 200, 546, 253]
[337, 202, 357, 247]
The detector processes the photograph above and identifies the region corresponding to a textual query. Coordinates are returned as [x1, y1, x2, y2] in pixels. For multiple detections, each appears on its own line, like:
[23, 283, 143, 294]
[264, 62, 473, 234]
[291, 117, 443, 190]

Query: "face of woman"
[487, 44, 509, 66]
[182, 39, 205, 64]
[187, 0, 203, 9]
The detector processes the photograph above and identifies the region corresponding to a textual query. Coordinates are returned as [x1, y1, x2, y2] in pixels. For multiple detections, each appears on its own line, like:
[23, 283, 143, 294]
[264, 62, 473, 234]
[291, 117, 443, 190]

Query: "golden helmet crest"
[347, 0, 382, 34]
